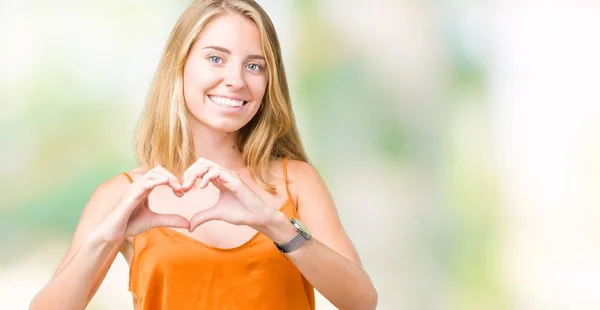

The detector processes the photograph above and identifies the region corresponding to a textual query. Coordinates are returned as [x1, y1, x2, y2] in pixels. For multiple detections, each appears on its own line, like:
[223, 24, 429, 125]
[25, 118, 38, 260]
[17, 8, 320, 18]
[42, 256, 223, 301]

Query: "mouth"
[208, 95, 249, 109]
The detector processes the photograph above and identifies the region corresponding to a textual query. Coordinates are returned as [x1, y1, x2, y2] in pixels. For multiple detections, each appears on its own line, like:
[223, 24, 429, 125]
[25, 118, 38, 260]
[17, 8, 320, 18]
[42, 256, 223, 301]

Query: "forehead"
[196, 12, 264, 55]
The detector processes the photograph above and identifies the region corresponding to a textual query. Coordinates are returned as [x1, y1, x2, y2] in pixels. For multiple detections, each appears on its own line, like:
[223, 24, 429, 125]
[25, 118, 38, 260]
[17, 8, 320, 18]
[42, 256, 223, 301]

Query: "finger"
[123, 176, 168, 210]
[150, 166, 184, 195]
[198, 167, 221, 189]
[182, 164, 210, 192]
[149, 213, 190, 230]
[209, 168, 242, 192]
[188, 208, 223, 232]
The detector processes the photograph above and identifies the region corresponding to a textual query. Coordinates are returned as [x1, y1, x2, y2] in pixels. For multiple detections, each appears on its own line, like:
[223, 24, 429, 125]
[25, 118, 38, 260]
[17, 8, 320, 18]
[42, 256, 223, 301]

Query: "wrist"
[256, 210, 297, 244]
[87, 226, 124, 249]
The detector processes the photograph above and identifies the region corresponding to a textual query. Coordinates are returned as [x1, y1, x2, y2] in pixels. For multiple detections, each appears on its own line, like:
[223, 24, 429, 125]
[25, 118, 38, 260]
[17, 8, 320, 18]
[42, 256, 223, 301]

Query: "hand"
[94, 166, 190, 243]
[181, 158, 280, 232]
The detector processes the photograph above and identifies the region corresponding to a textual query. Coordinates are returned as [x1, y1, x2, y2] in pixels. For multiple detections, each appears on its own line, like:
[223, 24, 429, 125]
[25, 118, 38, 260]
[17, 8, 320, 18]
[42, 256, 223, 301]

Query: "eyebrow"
[203, 45, 265, 61]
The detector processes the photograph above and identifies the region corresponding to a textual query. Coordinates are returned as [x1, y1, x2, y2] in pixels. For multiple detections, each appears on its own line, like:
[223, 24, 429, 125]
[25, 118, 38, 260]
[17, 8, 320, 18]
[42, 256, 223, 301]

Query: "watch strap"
[277, 233, 308, 253]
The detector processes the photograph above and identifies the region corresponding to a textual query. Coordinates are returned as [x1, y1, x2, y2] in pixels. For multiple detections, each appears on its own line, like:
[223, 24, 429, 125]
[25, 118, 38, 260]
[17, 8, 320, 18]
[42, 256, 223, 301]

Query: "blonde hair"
[134, 0, 308, 193]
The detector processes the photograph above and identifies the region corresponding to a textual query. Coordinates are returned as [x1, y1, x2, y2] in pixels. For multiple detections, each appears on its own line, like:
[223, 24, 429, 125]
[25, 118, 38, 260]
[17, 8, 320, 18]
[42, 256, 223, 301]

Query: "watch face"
[292, 218, 311, 239]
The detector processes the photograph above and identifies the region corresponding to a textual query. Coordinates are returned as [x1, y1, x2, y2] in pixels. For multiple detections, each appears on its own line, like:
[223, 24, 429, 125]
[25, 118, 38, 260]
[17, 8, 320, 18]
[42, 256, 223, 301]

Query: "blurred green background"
[2, 1, 600, 309]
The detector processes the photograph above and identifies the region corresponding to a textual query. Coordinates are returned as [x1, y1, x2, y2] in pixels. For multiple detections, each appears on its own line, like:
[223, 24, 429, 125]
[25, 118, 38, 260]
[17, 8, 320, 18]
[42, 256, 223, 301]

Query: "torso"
[119, 159, 294, 265]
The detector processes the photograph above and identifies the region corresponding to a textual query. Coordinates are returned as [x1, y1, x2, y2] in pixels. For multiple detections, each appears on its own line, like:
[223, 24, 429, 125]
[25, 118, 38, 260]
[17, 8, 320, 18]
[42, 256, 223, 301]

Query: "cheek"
[183, 62, 219, 98]
[248, 75, 268, 102]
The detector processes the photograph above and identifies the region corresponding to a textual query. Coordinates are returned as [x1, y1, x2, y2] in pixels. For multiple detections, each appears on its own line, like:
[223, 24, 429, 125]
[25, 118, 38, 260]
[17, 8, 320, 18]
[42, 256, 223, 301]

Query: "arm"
[264, 160, 378, 310]
[30, 167, 189, 310]
[29, 175, 129, 310]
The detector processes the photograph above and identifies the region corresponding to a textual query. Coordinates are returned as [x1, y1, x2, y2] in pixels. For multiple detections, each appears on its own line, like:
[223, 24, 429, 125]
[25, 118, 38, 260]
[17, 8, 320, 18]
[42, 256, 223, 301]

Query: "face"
[183, 12, 268, 133]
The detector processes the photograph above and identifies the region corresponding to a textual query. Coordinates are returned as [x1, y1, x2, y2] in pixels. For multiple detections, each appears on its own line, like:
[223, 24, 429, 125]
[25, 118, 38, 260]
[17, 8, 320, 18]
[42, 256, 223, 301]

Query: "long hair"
[134, 0, 308, 193]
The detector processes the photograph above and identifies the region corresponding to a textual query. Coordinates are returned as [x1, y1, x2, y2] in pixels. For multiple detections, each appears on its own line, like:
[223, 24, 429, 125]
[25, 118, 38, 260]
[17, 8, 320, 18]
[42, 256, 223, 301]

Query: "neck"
[190, 121, 245, 170]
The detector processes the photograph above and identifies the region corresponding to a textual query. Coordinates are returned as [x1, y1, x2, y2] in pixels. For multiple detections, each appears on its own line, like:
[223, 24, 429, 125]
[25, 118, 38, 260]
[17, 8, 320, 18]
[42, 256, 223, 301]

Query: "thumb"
[149, 213, 190, 230]
[188, 208, 223, 232]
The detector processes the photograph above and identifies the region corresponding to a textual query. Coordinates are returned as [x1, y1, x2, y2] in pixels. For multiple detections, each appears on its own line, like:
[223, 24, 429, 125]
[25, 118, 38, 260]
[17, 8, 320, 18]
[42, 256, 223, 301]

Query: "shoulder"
[88, 166, 147, 206]
[77, 167, 147, 243]
[262, 158, 317, 183]
[121, 166, 149, 182]
[101, 166, 147, 190]
[285, 159, 322, 183]
[283, 159, 328, 204]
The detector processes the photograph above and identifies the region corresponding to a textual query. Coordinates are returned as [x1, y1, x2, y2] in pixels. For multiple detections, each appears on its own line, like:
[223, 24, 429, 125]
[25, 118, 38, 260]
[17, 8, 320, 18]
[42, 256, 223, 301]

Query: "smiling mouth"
[208, 95, 248, 108]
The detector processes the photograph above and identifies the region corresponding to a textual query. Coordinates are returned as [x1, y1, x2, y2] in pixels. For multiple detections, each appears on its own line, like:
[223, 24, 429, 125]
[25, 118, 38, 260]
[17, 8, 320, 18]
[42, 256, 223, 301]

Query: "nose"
[223, 66, 246, 90]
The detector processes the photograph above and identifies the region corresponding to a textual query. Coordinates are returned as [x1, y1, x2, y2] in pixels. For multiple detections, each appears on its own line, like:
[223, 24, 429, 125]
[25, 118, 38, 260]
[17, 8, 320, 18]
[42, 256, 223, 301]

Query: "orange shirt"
[125, 158, 315, 309]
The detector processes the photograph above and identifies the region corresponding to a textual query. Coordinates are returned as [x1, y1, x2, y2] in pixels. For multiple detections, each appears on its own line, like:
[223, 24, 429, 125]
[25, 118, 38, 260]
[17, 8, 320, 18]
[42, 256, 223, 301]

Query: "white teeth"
[209, 96, 244, 107]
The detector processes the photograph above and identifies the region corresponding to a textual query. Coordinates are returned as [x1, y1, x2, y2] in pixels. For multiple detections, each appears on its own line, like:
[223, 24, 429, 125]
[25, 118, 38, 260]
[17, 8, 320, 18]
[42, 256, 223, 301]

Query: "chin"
[190, 116, 250, 134]
[209, 122, 246, 133]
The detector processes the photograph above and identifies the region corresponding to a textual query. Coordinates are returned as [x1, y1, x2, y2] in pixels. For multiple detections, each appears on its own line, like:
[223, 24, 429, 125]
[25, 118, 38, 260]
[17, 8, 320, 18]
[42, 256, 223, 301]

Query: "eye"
[208, 55, 223, 64]
[246, 63, 262, 71]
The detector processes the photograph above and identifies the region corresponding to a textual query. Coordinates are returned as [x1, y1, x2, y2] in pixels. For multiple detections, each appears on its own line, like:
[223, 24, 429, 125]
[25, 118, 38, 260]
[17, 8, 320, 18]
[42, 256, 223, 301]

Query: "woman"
[30, 1, 378, 309]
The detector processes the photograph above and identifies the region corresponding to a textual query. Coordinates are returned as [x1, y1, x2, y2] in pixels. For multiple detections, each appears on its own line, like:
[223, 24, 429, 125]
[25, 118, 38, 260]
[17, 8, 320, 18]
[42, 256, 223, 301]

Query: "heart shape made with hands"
[158, 158, 272, 233]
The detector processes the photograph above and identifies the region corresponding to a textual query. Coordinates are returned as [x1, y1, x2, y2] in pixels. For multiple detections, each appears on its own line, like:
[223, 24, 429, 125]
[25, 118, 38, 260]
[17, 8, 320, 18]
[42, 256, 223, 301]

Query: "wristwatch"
[274, 218, 312, 254]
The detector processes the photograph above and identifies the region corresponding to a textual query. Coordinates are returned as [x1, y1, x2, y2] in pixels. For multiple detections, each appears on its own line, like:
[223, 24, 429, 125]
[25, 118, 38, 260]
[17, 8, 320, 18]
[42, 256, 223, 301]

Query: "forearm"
[289, 238, 377, 310]
[261, 213, 378, 310]
[30, 233, 120, 310]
